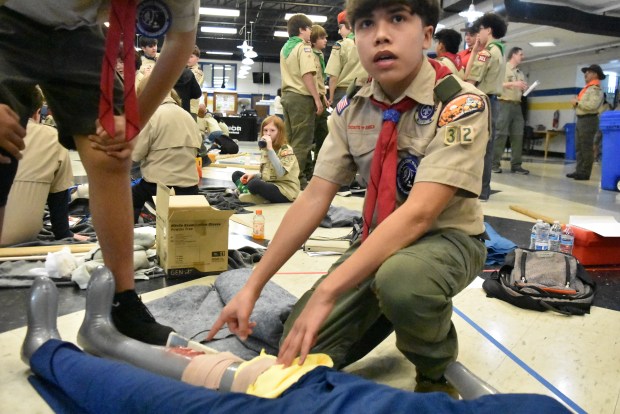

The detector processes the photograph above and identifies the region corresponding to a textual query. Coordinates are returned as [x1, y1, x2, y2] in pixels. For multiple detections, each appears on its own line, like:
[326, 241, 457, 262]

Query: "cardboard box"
[569, 216, 620, 266]
[156, 184, 233, 276]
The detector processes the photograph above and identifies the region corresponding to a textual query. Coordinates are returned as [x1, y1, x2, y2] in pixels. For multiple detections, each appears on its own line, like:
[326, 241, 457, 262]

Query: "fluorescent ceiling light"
[201, 26, 237, 34]
[274, 31, 289, 38]
[206, 51, 234, 55]
[529, 40, 556, 47]
[458, 3, 483, 23]
[284, 13, 327, 23]
[199, 7, 240, 17]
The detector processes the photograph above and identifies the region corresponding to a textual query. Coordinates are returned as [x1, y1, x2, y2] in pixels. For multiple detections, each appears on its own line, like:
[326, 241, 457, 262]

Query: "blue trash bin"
[564, 123, 576, 161]
[599, 111, 620, 191]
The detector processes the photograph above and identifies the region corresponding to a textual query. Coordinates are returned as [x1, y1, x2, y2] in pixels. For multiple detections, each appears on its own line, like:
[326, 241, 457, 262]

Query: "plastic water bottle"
[535, 221, 550, 251]
[529, 219, 542, 249]
[559, 225, 575, 255]
[252, 209, 265, 240]
[549, 221, 562, 251]
[235, 179, 249, 194]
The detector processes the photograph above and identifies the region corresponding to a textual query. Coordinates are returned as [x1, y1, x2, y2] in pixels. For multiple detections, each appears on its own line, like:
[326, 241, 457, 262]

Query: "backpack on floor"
[482, 248, 596, 315]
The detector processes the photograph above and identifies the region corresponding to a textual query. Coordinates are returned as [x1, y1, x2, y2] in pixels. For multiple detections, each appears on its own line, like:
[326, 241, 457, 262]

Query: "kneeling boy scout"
[208, 0, 489, 397]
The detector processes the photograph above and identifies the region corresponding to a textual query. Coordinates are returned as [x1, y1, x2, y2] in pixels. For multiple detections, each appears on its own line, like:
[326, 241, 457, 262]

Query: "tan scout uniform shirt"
[315, 58, 489, 235]
[313, 49, 327, 96]
[436, 56, 464, 79]
[576, 83, 604, 115]
[2, 120, 73, 245]
[132, 97, 202, 187]
[467, 42, 505, 95]
[325, 37, 368, 89]
[188, 63, 204, 115]
[259, 145, 301, 201]
[280, 41, 316, 96]
[499, 63, 525, 102]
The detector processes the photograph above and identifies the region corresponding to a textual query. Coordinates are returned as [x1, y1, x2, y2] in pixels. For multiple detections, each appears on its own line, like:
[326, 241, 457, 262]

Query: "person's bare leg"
[21, 276, 62, 363]
[74, 137, 173, 345]
[74, 137, 134, 292]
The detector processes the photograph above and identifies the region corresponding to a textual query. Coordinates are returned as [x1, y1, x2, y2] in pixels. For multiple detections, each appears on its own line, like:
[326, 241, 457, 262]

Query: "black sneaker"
[566, 172, 577, 178]
[491, 167, 502, 173]
[511, 166, 530, 175]
[111, 290, 174, 345]
[414, 372, 460, 399]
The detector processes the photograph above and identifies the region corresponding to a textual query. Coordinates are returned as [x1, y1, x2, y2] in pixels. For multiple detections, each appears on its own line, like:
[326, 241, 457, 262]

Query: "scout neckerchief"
[347, 33, 355, 40]
[362, 59, 452, 241]
[440, 52, 464, 72]
[99, 0, 140, 141]
[282, 36, 303, 59]
[313, 49, 326, 77]
[578, 79, 601, 101]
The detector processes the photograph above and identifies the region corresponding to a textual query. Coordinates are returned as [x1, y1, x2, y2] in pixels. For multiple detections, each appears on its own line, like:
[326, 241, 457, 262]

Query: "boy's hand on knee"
[89, 117, 135, 159]
[0, 104, 27, 163]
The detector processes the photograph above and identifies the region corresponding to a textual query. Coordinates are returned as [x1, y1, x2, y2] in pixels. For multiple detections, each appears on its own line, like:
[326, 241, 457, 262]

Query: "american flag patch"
[336, 96, 350, 115]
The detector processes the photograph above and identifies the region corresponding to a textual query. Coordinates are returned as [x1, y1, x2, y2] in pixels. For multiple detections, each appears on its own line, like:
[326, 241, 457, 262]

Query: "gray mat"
[147, 268, 297, 360]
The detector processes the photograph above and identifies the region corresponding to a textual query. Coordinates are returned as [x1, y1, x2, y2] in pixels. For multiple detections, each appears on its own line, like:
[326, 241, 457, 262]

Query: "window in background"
[200, 63, 237, 90]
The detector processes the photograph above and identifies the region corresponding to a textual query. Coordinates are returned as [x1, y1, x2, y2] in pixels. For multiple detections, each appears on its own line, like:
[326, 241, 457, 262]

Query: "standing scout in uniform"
[280, 14, 322, 189]
[231, 115, 300, 204]
[465, 13, 507, 201]
[457, 23, 478, 69]
[187, 45, 205, 121]
[433, 28, 464, 78]
[311, 25, 330, 165]
[0, 0, 198, 345]
[492, 47, 529, 175]
[137, 36, 159, 85]
[325, 10, 368, 107]
[567, 64, 605, 181]
[209, 0, 489, 397]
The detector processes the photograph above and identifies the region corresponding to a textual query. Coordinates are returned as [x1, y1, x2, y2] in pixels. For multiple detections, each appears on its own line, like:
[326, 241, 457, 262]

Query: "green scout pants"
[281, 91, 316, 187]
[282, 229, 487, 379]
[575, 115, 599, 177]
[313, 108, 329, 164]
[493, 101, 525, 169]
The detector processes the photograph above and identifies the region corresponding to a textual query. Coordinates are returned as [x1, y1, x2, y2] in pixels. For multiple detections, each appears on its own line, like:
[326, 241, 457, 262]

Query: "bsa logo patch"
[397, 155, 419, 197]
[136, 0, 171, 38]
[438, 94, 485, 127]
[336, 96, 350, 115]
[415, 105, 435, 125]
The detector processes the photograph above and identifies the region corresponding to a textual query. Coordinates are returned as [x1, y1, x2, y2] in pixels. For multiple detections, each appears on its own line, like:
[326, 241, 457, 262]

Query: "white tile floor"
[1, 151, 619, 413]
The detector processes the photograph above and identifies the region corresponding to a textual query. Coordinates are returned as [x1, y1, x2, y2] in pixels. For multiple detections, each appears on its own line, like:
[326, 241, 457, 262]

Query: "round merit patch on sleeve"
[438, 94, 485, 127]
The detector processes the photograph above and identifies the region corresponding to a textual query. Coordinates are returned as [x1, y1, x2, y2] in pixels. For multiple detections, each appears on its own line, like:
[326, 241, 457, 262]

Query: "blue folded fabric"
[484, 222, 517, 265]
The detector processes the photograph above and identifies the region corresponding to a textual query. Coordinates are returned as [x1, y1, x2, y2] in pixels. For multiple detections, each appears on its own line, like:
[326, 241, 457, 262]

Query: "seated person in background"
[203, 122, 239, 155]
[131, 78, 202, 223]
[232, 116, 300, 204]
[1, 87, 88, 245]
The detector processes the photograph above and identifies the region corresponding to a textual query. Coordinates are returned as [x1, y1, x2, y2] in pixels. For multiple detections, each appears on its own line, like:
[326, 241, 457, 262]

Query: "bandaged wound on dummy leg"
[21, 276, 62, 364]
[182, 352, 276, 393]
[76, 266, 189, 379]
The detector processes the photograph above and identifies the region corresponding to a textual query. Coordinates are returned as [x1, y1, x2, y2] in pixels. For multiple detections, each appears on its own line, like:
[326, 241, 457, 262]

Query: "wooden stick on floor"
[509, 205, 558, 225]
[0, 244, 98, 259]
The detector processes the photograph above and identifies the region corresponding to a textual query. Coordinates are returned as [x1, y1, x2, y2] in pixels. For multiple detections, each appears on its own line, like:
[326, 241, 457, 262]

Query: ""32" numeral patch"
[444, 126, 474, 145]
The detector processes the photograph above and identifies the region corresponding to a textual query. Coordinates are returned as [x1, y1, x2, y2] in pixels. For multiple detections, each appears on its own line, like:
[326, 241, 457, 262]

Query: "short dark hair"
[287, 14, 313, 37]
[507, 47, 522, 60]
[347, 0, 440, 30]
[310, 24, 327, 44]
[434, 29, 462, 54]
[139, 37, 158, 48]
[30, 86, 44, 117]
[474, 13, 507, 39]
